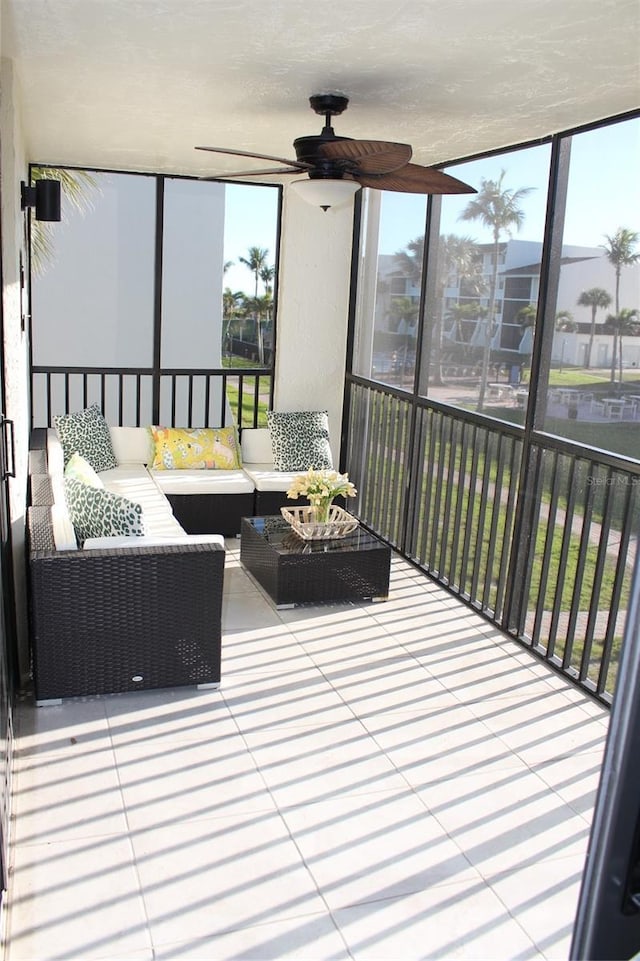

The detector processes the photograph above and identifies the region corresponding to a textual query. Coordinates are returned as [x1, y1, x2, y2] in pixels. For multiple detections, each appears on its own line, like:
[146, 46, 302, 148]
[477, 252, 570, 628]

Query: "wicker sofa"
[27, 427, 227, 704]
[26, 419, 325, 703]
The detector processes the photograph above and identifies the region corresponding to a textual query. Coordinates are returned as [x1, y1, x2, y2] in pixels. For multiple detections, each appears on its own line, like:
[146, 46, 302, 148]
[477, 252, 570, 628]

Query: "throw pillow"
[266, 410, 333, 471]
[149, 426, 242, 470]
[64, 477, 145, 544]
[64, 452, 104, 489]
[53, 404, 117, 472]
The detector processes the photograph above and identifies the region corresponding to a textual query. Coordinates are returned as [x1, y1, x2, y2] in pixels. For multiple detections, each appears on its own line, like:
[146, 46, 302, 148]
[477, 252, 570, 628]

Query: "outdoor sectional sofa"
[26, 415, 326, 703]
[27, 426, 227, 703]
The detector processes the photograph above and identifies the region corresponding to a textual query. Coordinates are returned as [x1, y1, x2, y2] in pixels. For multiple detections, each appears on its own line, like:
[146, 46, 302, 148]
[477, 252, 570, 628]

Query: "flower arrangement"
[287, 468, 357, 524]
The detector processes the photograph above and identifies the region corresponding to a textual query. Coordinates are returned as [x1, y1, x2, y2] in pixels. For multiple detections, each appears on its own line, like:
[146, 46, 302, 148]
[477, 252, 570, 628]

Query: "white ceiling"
[3, 0, 639, 182]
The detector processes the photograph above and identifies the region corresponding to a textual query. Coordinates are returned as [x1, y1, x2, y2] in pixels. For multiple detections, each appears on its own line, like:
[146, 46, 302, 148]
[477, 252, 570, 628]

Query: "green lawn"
[541, 367, 640, 389]
[225, 378, 270, 427]
[222, 356, 271, 426]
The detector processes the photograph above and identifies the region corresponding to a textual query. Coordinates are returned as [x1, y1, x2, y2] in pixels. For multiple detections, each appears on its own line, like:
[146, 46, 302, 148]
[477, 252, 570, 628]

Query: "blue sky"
[380, 117, 639, 254]
[223, 183, 280, 294]
[223, 115, 639, 291]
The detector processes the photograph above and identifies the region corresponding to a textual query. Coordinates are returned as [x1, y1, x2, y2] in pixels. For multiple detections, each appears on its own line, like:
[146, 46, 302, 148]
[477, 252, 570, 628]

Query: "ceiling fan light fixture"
[289, 177, 360, 211]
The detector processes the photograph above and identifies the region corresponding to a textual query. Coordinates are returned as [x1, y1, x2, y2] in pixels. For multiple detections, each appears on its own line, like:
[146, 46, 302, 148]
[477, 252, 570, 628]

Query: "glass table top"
[243, 515, 389, 556]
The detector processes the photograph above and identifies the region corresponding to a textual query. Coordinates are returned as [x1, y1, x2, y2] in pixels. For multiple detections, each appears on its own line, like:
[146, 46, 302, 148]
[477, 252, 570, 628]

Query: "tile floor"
[3, 539, 609, 960]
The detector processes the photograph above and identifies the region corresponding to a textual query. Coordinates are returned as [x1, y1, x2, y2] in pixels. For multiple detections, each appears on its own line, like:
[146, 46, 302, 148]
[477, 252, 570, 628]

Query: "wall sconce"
[289, 178, 360, 212]
[21, 179, 61, 222]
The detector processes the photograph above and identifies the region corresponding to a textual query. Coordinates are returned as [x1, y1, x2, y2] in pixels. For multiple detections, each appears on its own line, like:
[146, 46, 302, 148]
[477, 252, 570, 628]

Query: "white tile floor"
[4, 539, 609, 960]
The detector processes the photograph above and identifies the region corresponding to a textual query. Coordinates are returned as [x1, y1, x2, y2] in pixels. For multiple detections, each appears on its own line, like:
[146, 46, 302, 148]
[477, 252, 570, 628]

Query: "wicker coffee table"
[240, 515, 391, 607]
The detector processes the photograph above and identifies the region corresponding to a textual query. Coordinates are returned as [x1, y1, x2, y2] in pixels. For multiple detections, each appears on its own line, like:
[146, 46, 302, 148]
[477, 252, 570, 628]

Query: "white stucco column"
[273, 185, 357, 462]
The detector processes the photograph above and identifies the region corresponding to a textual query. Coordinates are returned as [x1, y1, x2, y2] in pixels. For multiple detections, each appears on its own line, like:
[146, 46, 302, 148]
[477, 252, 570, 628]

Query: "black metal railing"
[345, 378, 639, 704]
[31, 366, 273, 430]
[509, 438, 639, 700]
[346, 382, 413, 550]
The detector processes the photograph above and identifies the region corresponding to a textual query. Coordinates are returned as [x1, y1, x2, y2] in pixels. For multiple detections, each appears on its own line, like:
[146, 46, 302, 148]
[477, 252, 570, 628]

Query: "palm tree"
[222, 288, 245, 360]
[605, 307, 640, 384]
[393, 236, 424, 285]
[258, 264, 276, 361]
[392, 237, 426, 381]
[394, 233, 482, 384]
[238, 247, 272, 362]
[577, 287, 612, 369]
[435, 234, 484, 381]
[516, 304, 537, 329]
[515, 304, 538, 365]
[389, 297, 419, 383]
[459, 170, 534, 409]
[445, 302, 488, 346]
[259, 264, 275, 296]
[389, 296, 418, 331]
[601, 228, 640, 317]
[239, 246, 269, 299]
[245, 294, 273, 364]
[30, 166, 99, 275]
[555, 310, 576, 332]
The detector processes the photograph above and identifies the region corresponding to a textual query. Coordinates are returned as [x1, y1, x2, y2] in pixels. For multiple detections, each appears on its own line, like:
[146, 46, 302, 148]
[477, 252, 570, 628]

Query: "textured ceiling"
[3, 0, 639, 181]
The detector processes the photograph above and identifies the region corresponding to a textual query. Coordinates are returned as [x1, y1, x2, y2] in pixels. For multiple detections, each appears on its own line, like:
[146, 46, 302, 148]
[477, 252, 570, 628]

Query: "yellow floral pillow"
[150, 426, 242, 470]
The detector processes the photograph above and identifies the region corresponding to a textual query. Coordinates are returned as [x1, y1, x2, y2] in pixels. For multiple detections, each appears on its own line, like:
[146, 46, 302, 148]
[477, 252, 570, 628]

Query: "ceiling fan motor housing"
[294, 94, 354, 179]
[293, 134, 354, 179]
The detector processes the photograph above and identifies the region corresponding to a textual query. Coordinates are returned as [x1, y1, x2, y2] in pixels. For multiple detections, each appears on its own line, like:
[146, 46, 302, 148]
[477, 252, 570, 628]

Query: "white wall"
[0, 55, 31, 682]
[552, 331, 640, 369]
[274, 187, 356, 463]
[559, 255, 640, 323]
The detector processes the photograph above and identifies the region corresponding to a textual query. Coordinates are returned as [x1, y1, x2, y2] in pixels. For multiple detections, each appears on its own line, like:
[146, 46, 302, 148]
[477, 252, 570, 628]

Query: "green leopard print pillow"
[64, 477, 145, 544]
[266, 410, 333, 471]
[53, 404, 117, 472]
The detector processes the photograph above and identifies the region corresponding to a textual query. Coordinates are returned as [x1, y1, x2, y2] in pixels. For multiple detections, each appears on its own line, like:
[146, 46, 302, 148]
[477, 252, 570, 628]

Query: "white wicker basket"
[281, 504, 359, 540]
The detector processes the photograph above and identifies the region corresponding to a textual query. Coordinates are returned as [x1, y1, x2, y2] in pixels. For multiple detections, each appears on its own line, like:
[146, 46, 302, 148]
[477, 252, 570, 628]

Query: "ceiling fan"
[195, 94, 475, 209]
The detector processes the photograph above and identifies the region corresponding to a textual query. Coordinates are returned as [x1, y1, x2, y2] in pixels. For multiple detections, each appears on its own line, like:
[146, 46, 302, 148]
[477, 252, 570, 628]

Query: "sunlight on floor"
[4, 539, 609, 960]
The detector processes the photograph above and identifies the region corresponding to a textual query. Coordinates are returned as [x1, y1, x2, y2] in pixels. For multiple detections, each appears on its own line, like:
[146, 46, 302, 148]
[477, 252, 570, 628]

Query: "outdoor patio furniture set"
[547, 388, 639, 420]
[26, 406, 388, 704]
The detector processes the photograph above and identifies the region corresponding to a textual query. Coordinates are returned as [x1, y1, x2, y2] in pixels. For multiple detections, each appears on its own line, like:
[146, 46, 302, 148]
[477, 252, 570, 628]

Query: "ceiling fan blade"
[195, 145, 309, 169]
[318, 139, 412, 174]
[200, 166, 302, 180]
[355, 163, 476, 195]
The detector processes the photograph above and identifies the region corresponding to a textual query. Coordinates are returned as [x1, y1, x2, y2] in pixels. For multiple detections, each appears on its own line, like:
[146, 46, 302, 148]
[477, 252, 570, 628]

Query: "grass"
[495, 406, 640, 462]
[222, 356, 266, 370]
[541, 367, 640, 389]
[374, 424, 629, 696]
[221, 355, 271, 426]
[352, 382, 633, 698]
[226, 378, 270, 427]
[544, 418, 640, 461]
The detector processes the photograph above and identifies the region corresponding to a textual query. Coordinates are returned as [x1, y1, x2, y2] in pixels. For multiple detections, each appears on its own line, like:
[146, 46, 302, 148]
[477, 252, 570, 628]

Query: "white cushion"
[241, 465, 308, 492]
[99, 465, 185, 535]
[151, 468, 254, 495]
[46, 429, 65, 478]
[100, 466, 175, 513]
[241, 428, 273, 465]
[140, 510, 186, 537]
[83, 533, 225, 550]
[51, 502, 78, 551]
[109, 426, 154, 466]
[45, 430, 78, 548]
